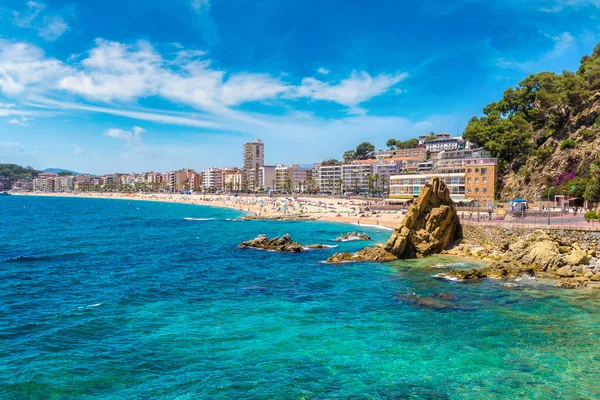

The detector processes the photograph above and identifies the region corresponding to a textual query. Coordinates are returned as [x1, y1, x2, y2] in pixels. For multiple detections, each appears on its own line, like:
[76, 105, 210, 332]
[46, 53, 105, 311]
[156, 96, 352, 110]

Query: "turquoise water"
[1, 196, 599, 399]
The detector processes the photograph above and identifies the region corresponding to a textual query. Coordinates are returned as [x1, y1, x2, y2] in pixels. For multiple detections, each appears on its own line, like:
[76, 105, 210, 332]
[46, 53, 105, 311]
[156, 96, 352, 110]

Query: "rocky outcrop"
[565, 249, 591, 266]
[326, 177, 460, 263]
[437, 261, 535, 281]
[239, 234, 326, 252]
[504, 231, 564, 271]
[385, 177, 460, 258]
[326, 244, 398, 263]
[555, 278, 589, 289]
[335, 232, 372, 242]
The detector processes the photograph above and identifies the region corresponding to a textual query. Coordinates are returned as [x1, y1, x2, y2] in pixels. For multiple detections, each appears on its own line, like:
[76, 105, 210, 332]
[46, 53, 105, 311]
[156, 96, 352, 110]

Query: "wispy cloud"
[104, 126, 157, 157]
[0, 38, 409, 123]
[11, 1, 70, 41]
[6, 116, 33, 126]
[317, 67, 330, 75]
[494, 31, 578, 72]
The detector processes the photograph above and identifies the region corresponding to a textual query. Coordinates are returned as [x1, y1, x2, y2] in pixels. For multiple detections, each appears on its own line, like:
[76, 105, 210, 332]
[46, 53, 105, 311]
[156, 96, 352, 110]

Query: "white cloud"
[292, 71, 409, 113]
[317, 67, 330, 75]
[191, 0, 211, 13]
[38, 15, 69, 41]
[11, 2, 69, 41]
[495, 31, 577, 72]
[6, 116, 33, 126]
[104, 126, 145, 144]
[0, 103, 15, 108]
[538, 0, 600, 12]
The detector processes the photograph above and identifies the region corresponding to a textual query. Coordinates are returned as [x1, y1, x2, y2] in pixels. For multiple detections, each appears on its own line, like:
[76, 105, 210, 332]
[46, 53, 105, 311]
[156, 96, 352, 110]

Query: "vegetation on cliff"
[0, 164, 39, 181]
[463, 44, 600, 203]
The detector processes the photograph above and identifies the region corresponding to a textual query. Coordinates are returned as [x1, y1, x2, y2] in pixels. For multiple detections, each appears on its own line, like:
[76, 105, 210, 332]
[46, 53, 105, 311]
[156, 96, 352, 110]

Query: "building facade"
[243, 139, 264, 191]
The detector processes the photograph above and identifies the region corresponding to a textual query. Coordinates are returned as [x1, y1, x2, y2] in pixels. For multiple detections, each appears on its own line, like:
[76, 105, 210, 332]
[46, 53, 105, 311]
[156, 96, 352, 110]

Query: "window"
[475, 178, 479, 183]
[475, 188, 479, 193]
[413, 186, 421, 195]
[483, 188, 487, 193]
[483, 177, 487, 183]
[468, 188, 472, 193]
[467, 168, 472, 173]
[481, 168, 487, 175]
[475, 168, 479, 173]
[451, 177, 458, 184]
[467, 178, 471, 183]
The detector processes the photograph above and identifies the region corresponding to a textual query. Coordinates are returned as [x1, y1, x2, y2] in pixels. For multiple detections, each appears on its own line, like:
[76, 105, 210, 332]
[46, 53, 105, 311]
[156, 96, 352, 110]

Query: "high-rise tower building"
[243, 139, 264, 191]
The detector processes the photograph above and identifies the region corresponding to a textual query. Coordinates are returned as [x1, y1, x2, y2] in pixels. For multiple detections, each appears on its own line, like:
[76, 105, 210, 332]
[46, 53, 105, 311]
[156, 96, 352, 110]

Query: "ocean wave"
[431, 273, 463, 282]
[431, 262, 473, 269]
[183, 217, 215, 221]
[77, 302, 103, 309]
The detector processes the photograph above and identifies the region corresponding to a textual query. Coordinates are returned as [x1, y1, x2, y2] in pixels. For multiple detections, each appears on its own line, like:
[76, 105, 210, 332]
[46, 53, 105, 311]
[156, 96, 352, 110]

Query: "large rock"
[335, 232, 372, 242]
[384, 177, 460, 258]
[504, 231, 564, 271]
[555, 278, 588, 289]
[239, 234, 326, 253]
[438, 261, 535, 281]
[565, 249, 591, 266]
[326, 244, 398, 263]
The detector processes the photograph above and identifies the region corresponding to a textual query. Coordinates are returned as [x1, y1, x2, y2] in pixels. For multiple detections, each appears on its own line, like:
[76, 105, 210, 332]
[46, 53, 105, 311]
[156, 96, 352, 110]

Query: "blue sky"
[0, 0, 599, 174]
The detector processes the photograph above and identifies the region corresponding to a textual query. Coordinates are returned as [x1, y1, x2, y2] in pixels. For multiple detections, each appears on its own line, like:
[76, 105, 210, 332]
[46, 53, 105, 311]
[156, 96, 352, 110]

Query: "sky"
[0, 0, 599, 174]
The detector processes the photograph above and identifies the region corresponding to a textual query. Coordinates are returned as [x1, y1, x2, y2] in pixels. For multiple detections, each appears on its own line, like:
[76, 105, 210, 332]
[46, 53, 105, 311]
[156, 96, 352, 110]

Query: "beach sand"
[20, 192, 405, 229]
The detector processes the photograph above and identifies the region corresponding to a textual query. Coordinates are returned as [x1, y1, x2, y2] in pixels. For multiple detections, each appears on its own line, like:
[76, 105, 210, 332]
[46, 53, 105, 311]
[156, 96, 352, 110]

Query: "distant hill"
[43, 168, 81, 175]
[0, 164, 39, 180]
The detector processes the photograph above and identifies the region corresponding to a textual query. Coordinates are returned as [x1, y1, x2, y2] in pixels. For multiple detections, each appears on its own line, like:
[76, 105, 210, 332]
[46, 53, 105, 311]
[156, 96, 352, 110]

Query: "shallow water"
[1, 196, 599, 399]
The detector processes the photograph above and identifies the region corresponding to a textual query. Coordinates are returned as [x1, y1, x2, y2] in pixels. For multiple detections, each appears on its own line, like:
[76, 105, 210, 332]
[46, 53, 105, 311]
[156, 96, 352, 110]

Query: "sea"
[1, 196, 599, 399]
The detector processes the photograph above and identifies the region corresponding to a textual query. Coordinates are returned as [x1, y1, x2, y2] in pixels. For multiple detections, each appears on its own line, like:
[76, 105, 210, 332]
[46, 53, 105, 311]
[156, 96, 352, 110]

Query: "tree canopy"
[0, 164, 39, 180]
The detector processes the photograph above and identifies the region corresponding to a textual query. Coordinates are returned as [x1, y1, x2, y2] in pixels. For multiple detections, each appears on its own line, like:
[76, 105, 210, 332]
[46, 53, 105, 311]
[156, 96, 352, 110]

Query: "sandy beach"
[19, 192, 405, 229]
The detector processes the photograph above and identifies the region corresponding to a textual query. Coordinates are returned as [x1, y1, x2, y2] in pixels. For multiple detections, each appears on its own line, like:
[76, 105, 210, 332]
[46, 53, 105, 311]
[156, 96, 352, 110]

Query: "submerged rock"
[239, 234, 326, 253]
[326, 244, 398, 263]
[555, 278, 589, 289]
[335, 232, 372, 242]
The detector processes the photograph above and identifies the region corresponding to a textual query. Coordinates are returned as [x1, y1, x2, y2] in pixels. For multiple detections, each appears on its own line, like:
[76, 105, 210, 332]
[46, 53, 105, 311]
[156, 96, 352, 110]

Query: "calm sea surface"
[1, 196, 599, 399]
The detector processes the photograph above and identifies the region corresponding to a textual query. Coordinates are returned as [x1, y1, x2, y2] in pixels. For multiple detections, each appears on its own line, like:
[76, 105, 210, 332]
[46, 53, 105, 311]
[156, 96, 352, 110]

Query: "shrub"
[560, 139, 577, 150]
[534, 146, 554, 162]
[584, 211, 598, 220]
[580, 128, 595, 139]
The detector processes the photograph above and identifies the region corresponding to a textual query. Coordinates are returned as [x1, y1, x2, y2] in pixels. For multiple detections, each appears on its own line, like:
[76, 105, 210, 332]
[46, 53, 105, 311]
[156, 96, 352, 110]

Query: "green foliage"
[342, 150, 356, 162]
[57, 171, 73, 176]
[395, 138, 419, 149]
[579, 128, 595, 139]
[354, 142, 375, 160]
[533, 146, 554, 162]
[584, 211, 598, 220]
[559, 139, 577, 150]
[386, 139, 397, 149]
[464, 43, 600, 175]
[0, 164, 39, 180]
[321, 159, 341, 166]
[541, 186, 558, 198]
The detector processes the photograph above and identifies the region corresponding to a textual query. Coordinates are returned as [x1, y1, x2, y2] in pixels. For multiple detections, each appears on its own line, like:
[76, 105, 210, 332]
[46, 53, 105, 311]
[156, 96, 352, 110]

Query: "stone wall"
[461, 224, 600, 253]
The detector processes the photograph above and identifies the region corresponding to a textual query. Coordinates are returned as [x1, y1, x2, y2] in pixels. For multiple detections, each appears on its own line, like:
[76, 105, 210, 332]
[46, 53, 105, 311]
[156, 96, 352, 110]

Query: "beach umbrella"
[509, 198, 527, 203]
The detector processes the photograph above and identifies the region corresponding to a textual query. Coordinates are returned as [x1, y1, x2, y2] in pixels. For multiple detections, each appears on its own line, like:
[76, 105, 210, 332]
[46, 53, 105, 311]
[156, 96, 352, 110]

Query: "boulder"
[556, 266, 575, 277]
[438, 261, 535, 281]
[326, 244, 398, 263]
[335, 232, 372, 242]
[239, 234, 324, 253]
[384, 177, 460, 258]
[555, 278, 588, 289]
[504, 231, 564, 271]
[565, 249, 590, 266]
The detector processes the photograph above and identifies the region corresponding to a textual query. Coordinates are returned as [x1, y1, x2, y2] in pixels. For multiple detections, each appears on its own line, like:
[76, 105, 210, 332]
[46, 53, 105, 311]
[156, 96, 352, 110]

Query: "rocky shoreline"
[443, 226, 600, 289]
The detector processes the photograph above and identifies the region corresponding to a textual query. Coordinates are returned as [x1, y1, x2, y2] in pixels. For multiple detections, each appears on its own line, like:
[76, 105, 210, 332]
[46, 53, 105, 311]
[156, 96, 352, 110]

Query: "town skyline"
[1, 0, 599, 173]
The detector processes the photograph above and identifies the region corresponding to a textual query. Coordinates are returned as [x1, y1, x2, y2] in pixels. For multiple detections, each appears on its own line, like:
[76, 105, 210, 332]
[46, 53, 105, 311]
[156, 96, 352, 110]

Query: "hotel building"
[389, 148, 497, 206]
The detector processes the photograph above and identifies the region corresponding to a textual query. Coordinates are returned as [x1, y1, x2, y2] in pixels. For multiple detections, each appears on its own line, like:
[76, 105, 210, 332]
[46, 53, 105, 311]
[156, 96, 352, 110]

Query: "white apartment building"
[342, 161, 375, 193]
[202, 168, 223, 191]
[258, 166, 277, 191]
[389, 172, 466, 201]
[317, 164, 342, 193]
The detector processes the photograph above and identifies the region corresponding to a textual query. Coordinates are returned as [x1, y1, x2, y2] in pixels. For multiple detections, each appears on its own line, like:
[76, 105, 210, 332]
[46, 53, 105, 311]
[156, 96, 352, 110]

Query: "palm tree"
[353, 178, 359, 193]
[374, 173, 380, 197]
